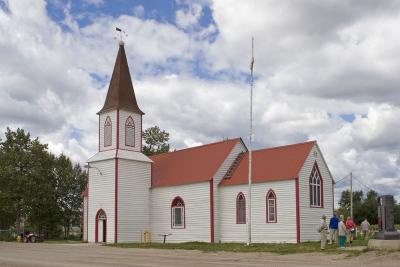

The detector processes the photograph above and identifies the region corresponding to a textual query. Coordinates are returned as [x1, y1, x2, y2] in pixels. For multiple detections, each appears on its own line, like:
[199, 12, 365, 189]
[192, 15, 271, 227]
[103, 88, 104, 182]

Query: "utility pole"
[350, 172, 353, 219]
[247, 37, 254, 246]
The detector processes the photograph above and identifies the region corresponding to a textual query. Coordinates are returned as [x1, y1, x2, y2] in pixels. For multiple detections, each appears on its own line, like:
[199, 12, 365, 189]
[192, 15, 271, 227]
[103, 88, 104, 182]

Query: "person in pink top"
[345, 217, 356, 246]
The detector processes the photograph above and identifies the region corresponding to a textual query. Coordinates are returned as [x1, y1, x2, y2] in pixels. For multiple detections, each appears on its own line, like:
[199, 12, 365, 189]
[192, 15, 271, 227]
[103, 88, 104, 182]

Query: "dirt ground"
[0, 242, 399, 267]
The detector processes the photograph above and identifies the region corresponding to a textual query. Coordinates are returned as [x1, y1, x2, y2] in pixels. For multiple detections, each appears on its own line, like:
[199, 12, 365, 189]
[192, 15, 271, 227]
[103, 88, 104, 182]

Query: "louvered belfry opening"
[224, 152, 245, 179]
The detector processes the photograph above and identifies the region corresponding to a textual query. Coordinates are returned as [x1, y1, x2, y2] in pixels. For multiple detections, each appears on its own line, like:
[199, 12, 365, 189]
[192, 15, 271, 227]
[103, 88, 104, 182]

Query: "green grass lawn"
[111, 238, 369, 255]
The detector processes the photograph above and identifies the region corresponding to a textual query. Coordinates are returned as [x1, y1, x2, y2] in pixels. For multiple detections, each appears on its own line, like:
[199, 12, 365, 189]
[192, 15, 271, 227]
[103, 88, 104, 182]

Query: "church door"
[95, 209, 107, 243]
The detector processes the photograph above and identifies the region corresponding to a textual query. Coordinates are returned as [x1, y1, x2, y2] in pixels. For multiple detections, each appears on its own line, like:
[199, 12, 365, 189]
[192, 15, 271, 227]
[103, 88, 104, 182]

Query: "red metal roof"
[150, 138, 241, 187]
[220, 141, 315, 186]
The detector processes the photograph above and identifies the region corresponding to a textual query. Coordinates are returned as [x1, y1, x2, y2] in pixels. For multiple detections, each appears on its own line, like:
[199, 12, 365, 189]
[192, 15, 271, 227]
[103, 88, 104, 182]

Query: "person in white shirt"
[361, 218, 371, 239]
[338, 215, 347, 249]
[319, 215, 328, 250]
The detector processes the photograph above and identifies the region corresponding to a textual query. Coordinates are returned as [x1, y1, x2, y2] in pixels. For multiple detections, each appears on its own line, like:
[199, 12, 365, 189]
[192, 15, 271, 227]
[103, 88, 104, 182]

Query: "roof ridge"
[252, 140, 316, 153]
[150, 137, 241, 158]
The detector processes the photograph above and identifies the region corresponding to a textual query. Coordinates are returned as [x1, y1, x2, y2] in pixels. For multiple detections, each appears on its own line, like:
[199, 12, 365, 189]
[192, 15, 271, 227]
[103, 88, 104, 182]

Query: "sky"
[0, 0, 400, 203]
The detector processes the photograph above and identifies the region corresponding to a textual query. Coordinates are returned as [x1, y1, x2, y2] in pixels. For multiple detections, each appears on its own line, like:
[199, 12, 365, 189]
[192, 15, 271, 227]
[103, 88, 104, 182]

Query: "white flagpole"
[247, 37, 254, 246]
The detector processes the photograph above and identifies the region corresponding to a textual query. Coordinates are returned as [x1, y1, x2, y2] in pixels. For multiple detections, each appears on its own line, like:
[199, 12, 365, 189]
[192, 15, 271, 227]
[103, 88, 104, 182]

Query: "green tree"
[338, 189, 380, 224]
[0, 136, 14, 229]
[26, 152, 60, 238]
[0, 128, 49, 233]
[54, 154, 87, 238]
[338, 190, 363, 223]
[143, 126, 170, 156]
[394, 201, 400, 225]
[0, 128, 87, 239]
[360, 190, 378, 224]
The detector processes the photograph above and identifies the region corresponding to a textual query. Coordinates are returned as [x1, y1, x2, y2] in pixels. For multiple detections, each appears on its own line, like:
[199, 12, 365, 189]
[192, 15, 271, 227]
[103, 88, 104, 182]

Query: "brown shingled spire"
[98, 41, 144, 115]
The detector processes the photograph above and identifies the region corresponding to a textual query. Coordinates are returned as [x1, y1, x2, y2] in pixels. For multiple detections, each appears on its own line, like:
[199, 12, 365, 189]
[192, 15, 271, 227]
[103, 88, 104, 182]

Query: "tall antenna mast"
[247, 37, 254, 246]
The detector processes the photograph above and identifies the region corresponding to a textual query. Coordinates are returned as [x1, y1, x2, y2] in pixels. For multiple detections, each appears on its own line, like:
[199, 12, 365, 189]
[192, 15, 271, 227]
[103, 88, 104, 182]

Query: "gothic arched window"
[236, 192, 246, 224]
[171, 197, 185, 228]
[266, 190, 277, 223]
[310, 163, 323, 207]
[104, 116, 112, 147]
[125, 116, 135, 147]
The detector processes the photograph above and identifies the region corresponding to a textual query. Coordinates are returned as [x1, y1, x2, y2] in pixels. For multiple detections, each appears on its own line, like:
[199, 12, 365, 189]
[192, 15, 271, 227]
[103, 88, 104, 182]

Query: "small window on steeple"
[104, 116, 112, 147]
[125, 116, 135, 147]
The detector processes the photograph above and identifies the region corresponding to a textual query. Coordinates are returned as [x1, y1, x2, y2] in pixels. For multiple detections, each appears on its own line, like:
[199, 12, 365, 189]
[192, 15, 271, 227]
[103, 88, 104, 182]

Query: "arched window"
[310, 163, 323, 207]
[266, 190, 277, 223]
[125, 116, 135, 147]
[104, 116, 112, 147]
[171, 197, 185, 229]
[236, 192, 246, 224]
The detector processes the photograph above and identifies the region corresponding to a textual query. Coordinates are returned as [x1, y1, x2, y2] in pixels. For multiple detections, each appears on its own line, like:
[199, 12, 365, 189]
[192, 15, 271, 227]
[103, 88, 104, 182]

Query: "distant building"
[82, 42, 334, 243]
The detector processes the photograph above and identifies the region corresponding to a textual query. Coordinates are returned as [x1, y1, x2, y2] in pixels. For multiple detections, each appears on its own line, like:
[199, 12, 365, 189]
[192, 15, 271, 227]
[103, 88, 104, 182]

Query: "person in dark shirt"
[329, 213, 339, 245]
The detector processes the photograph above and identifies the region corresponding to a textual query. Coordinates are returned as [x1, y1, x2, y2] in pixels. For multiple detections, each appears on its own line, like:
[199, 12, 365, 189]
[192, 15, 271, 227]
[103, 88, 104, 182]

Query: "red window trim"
[125, 116, 135, 147]
[104, 116, 112, 147]
[266, 189, 277, 223]
[236, 192, 246, 224]
[171, 196, 186, 229]
[309, 161, 324, 208]
[95, 209, 107, 243]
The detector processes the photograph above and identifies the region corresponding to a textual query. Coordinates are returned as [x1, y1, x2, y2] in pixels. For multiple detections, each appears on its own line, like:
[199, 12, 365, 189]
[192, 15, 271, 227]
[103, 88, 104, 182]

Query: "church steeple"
[98, 41, 144, 115]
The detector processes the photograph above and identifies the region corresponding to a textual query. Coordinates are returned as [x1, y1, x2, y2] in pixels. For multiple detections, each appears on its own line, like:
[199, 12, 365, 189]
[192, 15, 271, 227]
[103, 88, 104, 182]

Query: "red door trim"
[95, 209, 107, 243]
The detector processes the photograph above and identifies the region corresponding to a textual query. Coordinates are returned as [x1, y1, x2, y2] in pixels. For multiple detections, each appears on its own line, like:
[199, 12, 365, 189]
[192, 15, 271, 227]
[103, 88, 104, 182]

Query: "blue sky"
[1, 0, 400, 202]
[47, 1, 177, 26]
[47, 0, 214, 33]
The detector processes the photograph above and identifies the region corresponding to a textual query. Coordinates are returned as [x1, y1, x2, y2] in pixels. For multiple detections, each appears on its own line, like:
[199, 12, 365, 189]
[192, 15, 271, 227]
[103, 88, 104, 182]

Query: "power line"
[352, 176, 380, 194]
[334, 173, 351, 185]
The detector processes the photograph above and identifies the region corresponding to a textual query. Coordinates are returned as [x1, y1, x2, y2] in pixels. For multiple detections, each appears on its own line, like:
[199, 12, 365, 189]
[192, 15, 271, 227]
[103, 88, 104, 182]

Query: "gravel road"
[0, 242, 399, 267]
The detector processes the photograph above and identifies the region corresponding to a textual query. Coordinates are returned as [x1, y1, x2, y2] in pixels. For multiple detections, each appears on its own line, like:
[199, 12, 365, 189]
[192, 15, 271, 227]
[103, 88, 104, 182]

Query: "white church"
[82, 41, 334, 244]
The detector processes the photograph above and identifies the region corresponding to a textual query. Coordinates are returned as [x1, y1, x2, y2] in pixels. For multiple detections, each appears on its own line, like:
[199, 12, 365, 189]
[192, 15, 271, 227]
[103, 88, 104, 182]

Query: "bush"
[0, 230, 16, 241]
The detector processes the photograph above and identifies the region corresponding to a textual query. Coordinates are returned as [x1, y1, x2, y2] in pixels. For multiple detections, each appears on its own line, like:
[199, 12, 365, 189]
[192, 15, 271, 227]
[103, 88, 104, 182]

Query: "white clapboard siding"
[83, 196, 88, 241]
[117, 159, 151, 242]
[298, 143, 334, 241]
[219, 180, 297, 243]
[150, 182, 210, 243]
[87, 159, 115, 243]
[99, 110, 117, 151]
[213, 140, 247, 242]
[88, 150, 151, 163]
[119, 110, 142, 152]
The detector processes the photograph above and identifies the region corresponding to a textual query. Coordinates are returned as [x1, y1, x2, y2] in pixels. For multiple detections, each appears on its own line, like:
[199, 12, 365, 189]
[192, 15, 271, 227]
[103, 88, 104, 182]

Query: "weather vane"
[115, 27, 128, 44]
